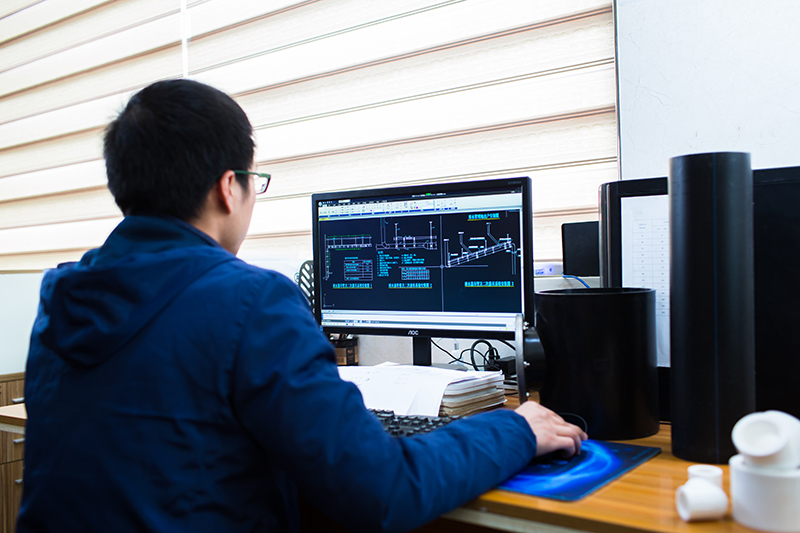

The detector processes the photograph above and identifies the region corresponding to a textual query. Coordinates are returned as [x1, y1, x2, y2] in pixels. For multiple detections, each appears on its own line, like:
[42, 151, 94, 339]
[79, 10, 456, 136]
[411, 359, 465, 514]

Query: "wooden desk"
[0, 404, 25, 436]
[0, 401, 25, 533]
[4, 400, 749, 533]
[426, 397, 747, 533]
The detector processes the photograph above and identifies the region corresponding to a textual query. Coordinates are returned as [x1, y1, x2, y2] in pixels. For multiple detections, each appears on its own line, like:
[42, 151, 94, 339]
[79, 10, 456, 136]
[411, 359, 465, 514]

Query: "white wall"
[0, 272, 42, 375]
[616, 0, 800, 179]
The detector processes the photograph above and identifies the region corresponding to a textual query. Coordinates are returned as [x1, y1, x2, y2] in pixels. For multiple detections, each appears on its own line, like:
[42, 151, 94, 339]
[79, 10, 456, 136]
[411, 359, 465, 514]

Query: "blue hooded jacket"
[17, 216, 537, 533]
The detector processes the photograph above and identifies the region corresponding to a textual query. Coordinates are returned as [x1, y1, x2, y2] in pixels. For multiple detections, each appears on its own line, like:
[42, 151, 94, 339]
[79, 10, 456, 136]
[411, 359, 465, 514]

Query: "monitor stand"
[412, 337, 431, 366]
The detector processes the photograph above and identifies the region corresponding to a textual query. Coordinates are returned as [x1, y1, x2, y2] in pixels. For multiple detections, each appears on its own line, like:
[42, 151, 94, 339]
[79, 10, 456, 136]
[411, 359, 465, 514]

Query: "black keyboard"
[370, 409, 459, 437]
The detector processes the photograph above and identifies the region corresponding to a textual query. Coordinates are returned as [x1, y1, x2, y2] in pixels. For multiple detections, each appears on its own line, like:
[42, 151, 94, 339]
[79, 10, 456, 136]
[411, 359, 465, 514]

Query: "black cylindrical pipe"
[669, 152, 756, 463]
[535, 288, 659, 440]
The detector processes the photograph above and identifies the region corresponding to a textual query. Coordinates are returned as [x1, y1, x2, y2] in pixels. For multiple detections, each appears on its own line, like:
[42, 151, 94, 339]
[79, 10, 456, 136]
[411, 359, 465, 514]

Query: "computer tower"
[561, 221, 600, 277]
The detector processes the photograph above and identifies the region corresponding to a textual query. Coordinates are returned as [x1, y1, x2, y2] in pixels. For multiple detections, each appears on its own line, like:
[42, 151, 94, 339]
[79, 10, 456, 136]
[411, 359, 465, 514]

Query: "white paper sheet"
[621, 195, 671, 367]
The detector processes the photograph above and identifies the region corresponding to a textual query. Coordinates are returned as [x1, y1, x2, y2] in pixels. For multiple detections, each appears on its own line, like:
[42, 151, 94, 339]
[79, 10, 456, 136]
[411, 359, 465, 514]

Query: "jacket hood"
[36, 216, 235, 368]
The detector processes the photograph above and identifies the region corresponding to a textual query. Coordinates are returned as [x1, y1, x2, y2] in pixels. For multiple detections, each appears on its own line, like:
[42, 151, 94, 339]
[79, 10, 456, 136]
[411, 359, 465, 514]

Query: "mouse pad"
[498, 440, 661, 501]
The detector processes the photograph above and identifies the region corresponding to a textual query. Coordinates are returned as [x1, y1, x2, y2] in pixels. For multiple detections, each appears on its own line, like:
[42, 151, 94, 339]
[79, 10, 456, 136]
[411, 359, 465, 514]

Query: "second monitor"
[311, 177, 534, 365]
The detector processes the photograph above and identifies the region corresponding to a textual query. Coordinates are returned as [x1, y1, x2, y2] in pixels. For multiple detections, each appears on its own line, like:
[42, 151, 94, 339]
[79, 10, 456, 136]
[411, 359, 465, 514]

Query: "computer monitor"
[311, 177, 534, 365]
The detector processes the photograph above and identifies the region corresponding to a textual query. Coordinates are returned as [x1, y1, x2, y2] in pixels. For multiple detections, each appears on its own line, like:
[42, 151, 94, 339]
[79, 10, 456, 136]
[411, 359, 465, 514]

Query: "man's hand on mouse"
[514, 401, 588, 458]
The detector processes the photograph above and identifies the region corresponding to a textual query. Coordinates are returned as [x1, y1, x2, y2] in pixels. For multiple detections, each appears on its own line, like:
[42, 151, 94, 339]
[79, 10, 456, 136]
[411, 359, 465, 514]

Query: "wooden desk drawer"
[0, 380, 24, 408]
[0, 460, 23, 533]
[0, 432, 24, 465]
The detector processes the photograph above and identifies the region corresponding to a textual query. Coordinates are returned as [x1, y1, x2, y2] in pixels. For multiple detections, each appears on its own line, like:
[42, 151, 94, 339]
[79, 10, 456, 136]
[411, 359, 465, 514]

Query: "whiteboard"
[615, 0, 800, 180]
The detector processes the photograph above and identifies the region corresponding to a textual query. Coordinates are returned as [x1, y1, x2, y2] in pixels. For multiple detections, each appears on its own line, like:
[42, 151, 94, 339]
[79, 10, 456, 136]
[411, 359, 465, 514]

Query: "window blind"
[0, 0, 616, 275]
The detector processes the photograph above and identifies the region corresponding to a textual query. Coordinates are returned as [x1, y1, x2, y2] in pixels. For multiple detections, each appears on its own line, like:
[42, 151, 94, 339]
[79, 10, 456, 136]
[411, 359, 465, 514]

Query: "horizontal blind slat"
[0, 48, 181, 127]
[0, 0, 42, 23]
[259, 113, 617, 202]
[0, 188, 117, 231]
[192, 0, 610, 96]
[253, 65, 616, 162]
[0, 216, 121, 256]
[0, 130, 102, 179]
[190, 0, 329, 40]
[0, 250, 88, 272]
[0, 160, 105, 202]
[0, 12, 182, 98]
[0, 0, 178, 73]
[188, 0, 462, 74]
[0, 0, 116, 48]
[0, 91, 132, 150]
[238, 13, 613, 130]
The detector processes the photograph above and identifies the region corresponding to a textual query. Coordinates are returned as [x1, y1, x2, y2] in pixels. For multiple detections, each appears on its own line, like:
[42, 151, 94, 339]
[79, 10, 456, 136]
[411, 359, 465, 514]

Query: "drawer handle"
[14, 479, 23, 485]
[11, 397, 24, 404]
[13, 437, 25, 445]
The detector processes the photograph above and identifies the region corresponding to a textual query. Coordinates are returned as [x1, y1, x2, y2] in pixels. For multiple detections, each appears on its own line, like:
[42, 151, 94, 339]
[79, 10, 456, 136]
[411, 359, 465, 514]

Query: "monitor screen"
[311, 177, 533, 342]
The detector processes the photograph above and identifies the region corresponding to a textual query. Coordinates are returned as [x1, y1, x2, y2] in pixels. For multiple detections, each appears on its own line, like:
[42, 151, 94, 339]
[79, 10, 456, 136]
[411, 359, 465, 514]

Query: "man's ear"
[214, 170, 237, 214]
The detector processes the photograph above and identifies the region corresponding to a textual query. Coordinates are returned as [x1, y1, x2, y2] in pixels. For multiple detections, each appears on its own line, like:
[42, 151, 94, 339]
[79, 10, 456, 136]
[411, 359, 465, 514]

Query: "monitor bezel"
[598, 177, 667, 288]
[311, 177, 534, 341]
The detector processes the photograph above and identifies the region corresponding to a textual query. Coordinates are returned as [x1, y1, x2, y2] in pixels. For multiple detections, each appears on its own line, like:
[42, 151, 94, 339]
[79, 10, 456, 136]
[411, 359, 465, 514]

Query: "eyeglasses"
[232, 170, 271, 195]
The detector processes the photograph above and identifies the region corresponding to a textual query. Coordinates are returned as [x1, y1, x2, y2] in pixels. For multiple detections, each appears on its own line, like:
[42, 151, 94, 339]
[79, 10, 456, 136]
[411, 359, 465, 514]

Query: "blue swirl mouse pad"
[499, 440, 661, 501]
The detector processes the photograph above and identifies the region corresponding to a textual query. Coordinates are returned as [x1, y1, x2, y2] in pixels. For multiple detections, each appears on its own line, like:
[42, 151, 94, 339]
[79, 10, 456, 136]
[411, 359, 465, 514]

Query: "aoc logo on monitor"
[407, 330, 419, 336]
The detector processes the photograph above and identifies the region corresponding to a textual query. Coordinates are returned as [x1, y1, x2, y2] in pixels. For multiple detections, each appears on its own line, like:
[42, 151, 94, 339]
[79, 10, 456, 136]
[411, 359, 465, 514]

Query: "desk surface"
[0, 403, 26, 427]
[0, 403, 26, 435]
[438, 397, 748, 533]
[1, 399, 748, 532]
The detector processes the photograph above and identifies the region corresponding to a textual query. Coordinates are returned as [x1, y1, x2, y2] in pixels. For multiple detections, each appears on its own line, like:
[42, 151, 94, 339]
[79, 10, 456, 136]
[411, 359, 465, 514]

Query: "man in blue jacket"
[17, 79, 586, 533]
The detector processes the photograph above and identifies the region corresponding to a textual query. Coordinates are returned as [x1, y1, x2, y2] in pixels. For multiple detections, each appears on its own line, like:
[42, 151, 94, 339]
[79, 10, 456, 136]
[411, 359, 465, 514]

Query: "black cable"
[458, 348, 473, 368]
[430, 338, 450, 356]
[430, 339, 512, 371]
[431, 338, 464, 365]
[468, 340, 501, 371]
[497, 339, 515, 351]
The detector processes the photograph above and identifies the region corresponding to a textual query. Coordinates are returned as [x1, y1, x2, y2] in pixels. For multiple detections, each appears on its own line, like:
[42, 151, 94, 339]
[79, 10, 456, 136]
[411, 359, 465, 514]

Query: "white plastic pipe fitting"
[732, 410, 800, 470]
[676, 475, 728, 522]
[730, 455, 800, 532]
[729, 410, 800, 532]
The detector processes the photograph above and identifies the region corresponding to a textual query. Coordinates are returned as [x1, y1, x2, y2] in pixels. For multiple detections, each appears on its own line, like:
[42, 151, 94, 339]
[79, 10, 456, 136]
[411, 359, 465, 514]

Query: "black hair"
[103, 79, 254, 220]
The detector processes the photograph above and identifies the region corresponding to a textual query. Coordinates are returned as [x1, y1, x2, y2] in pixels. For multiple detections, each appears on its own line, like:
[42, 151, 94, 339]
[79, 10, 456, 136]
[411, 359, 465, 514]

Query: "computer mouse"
[529, 446, 585, 467]
[558, 412, 589, 433]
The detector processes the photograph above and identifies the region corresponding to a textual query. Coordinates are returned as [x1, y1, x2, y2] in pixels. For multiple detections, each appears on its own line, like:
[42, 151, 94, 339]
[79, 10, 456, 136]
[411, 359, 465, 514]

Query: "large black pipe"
[533, 288, 659, 440]
[669, 152, 756, 463]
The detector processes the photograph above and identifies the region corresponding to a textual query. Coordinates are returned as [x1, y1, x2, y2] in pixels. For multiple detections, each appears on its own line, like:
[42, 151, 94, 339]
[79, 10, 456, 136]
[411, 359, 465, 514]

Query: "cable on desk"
[430, 338, 512, 373]
[496, 339, 515, 351]
[431, 338, 463, 365]
[468, 340, 501, 371]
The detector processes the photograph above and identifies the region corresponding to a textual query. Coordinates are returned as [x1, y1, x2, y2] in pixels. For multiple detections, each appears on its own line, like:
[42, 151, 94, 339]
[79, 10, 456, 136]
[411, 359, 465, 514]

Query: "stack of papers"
[439, 372, 506, 417]
[338, 363, 506, 417]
